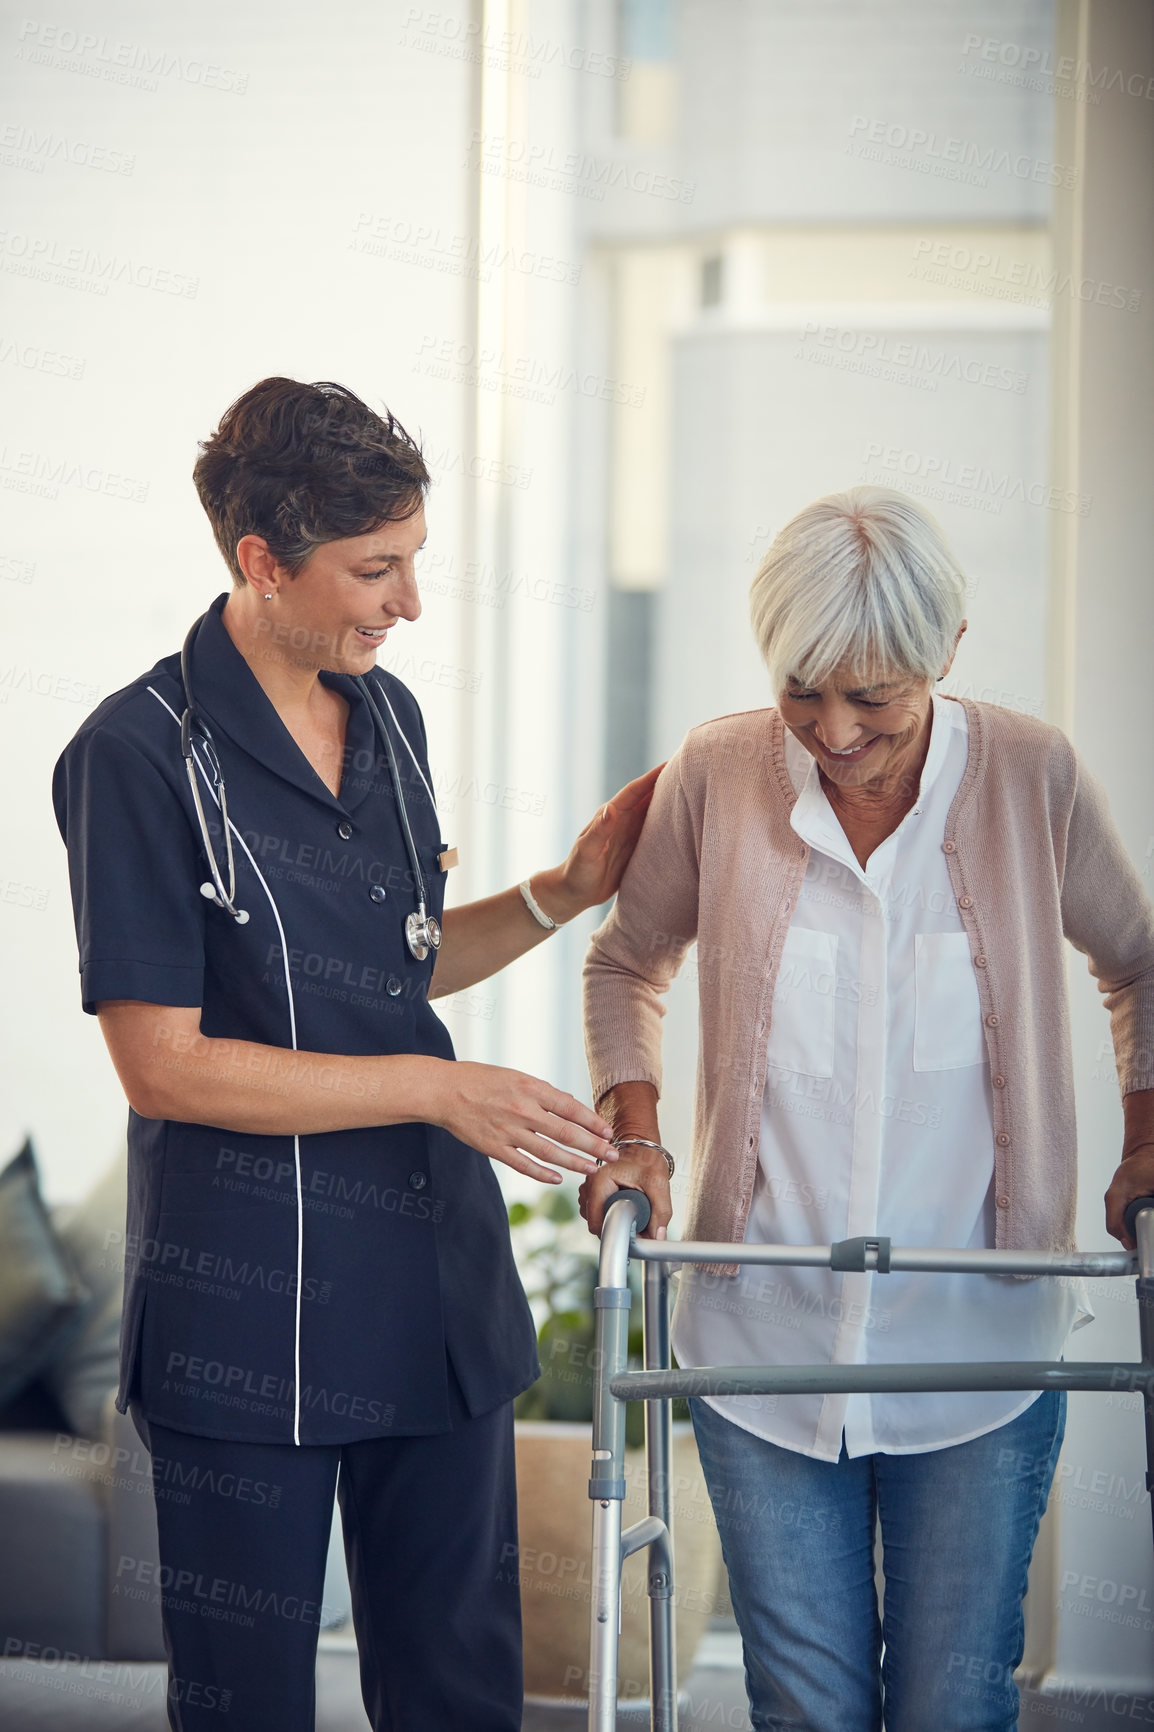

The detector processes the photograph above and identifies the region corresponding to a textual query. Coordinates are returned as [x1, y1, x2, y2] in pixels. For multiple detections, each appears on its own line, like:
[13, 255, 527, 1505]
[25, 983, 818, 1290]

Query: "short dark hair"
[193, 377, 430, 586]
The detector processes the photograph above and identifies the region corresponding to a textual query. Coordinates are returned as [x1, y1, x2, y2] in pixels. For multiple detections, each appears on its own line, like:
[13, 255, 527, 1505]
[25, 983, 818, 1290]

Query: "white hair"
[749, 486, 967, 698]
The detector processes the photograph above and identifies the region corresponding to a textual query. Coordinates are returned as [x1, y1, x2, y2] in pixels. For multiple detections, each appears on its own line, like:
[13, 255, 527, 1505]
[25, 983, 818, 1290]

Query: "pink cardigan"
[583, 700, 1154, 1257]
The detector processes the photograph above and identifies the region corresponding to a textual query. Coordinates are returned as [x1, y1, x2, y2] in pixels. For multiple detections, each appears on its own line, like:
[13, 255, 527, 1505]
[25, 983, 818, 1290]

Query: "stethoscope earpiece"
[200, 882, 249, 923]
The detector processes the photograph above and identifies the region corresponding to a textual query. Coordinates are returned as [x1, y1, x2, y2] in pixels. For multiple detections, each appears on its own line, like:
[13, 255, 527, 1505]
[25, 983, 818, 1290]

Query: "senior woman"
[581, 485, 1154, 1732]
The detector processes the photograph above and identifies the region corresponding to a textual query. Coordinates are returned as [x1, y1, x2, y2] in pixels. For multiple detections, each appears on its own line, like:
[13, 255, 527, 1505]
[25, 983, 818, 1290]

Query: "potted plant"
[508, 1188, 723, 1710]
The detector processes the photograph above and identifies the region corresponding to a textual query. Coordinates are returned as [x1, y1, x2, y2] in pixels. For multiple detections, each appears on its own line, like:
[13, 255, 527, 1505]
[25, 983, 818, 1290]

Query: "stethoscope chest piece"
[405, 909, 441, 962]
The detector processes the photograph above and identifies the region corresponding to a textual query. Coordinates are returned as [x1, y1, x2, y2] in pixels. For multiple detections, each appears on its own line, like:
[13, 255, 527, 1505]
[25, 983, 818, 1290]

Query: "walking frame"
[586, 1189, 1154, 1732]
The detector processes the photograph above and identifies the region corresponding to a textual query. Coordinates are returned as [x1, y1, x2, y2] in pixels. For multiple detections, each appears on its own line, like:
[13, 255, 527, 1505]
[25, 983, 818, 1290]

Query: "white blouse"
[671, 696, 1089, 1460]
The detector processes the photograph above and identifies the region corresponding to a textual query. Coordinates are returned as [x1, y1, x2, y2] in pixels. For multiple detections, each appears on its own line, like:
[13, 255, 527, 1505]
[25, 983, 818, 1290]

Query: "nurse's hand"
[430, 1061, 618, 1184]
[543, 764, 664, 919]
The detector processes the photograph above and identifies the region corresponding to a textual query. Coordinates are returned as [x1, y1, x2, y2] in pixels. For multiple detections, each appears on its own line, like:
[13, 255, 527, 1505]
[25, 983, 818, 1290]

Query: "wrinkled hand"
[554, 765, 663, 917]
[579, 1148, 671, 1242]
[432, 1060, 616, 1185]
[1105, 1145, 1154, 1249]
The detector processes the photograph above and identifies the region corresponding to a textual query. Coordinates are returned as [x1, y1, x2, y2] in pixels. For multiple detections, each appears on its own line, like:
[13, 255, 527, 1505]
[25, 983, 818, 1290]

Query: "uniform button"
[996, 1132, 1011, 1148]
[985, 1013, 999, 1027]
[408, 1171, 427, 1190]
[993, 1074, 1006, 1089]
[958, 894, 973, 909]
[386, 976, 402, 996]
[942, 841, 956, 854]
[974, 954, 987, 968]
[369, 884, 387, 903]
[337, 821, 353, 840]
[996, 1194, 1010, 1209]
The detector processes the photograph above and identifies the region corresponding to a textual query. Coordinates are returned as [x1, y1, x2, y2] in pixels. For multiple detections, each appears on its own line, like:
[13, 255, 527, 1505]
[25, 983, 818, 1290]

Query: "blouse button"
[993, 1074, 1006, 1089]
[985, 1013, 1000, 1028]
[386, 976, 403, 996]
[408, 1171, 427, 1190]
[996, 1132, 1011, 1148]
[996, 1194, 1010, 1209]
[369, 884, 387, 903]
[337, 821, 353, 840]
[942, 841, 956, 854]
[958, 894, 973, 909]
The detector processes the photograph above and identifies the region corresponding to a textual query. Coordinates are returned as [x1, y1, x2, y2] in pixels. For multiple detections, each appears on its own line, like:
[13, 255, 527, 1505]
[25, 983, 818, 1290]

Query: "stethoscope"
[179, 615, 442, 962]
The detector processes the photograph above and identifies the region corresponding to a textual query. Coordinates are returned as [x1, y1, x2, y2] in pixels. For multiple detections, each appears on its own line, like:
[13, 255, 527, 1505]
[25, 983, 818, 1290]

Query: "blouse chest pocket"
[765, 927, 838, 1079]
[913, 932, 987, 1071]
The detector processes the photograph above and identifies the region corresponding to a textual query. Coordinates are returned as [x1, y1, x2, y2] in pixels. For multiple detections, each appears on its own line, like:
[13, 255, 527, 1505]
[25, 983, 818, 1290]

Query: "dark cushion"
[0, 1141, 89, 1407]
[0, 1434, 106, 1658]
[44, 1156, 127, 1439]
[0, 1378, 71, 1433]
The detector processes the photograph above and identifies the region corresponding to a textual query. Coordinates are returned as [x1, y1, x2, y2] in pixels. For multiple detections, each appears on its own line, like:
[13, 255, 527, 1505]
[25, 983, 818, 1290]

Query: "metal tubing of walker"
[643, 1258, 676, 1732]
[1135, 1210, 1154, 1550]
[610, 1360, 1149, 1402]
[588, 1196, 645, 1732]
[629, 1240, 1134, 1277]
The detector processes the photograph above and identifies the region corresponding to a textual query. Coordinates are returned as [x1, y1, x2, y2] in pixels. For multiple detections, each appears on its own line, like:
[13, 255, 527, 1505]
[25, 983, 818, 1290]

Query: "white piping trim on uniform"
[370, 674, 436, 809]
[147, 684, 305, 1446]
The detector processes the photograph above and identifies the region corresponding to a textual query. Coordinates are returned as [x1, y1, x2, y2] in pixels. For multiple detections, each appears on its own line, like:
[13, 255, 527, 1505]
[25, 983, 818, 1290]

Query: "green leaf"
[507, 1201, 532, 1228]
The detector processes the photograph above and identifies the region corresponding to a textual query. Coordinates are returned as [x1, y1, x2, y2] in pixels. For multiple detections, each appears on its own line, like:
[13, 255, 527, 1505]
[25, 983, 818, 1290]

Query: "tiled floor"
[520, 1626, 752, 1731]
[0, 1631, 1107, 1728]
[0, 1631, 753, 1731]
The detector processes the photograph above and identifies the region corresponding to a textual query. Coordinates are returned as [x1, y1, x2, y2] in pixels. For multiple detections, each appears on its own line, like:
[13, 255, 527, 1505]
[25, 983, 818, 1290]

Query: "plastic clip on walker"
[586, 1188, 1154, 1732]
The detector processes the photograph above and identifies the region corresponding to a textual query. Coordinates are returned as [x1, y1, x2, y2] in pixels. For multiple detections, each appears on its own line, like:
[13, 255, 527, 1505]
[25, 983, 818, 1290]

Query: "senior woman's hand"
[578, 1080, 673, 1242]
[1105, 1089, 1154, 1249]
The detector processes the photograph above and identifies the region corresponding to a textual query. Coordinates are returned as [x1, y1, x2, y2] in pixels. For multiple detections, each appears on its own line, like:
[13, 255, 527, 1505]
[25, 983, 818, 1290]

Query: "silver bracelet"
[518, 878, 558, 932]
[611, 1136, 675, 1179]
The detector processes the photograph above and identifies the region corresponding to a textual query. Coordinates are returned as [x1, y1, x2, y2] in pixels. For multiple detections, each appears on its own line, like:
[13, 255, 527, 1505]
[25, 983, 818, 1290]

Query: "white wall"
[1027, 0, 1154, 1717]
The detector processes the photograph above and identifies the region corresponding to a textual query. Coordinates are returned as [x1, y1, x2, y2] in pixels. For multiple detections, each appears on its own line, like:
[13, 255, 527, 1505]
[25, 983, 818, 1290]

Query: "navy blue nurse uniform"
[52, 595, 540, 1729]
[53, 594, 538, 1443]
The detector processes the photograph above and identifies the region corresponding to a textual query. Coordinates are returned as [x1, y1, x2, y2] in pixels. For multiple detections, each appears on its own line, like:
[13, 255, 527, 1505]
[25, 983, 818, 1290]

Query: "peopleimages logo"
[961, 32, 1154, 103]
[15, 19, 249, 94]
[846, 115, 1076, 189]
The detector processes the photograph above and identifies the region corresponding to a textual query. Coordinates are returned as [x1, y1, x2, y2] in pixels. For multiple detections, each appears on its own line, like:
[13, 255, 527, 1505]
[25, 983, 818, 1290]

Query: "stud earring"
[263, 593, 274, 601]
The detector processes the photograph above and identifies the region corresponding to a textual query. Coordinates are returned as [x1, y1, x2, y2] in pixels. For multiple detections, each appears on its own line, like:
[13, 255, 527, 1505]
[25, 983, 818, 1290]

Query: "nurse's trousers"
[135, 1366, 522, 1732]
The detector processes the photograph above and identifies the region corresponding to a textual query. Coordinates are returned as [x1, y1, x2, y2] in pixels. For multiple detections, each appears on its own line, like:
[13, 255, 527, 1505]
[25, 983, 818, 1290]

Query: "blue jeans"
[691, 1392, 1065, 1732]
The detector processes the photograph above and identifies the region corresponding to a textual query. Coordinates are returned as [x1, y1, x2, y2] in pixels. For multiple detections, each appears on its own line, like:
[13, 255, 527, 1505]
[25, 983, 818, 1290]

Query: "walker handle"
[602, 1187, 652, 1235]
[1123, 1196, 1154, 1240]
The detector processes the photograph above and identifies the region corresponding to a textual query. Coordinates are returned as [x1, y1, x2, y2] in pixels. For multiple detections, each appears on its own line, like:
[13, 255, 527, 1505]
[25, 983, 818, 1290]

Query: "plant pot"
[512, 1420, 724, 1708]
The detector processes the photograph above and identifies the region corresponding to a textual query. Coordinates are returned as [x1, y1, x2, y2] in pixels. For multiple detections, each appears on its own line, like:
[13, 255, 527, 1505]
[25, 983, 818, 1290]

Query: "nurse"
[52, 376, 657, 1731]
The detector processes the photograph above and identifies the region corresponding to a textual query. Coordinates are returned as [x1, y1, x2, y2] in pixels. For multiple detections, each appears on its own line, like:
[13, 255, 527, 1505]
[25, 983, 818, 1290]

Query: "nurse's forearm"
[100, 1001, 464, 1134]
[96, 1001, 614, 1183]
[429, 869, 579, 997]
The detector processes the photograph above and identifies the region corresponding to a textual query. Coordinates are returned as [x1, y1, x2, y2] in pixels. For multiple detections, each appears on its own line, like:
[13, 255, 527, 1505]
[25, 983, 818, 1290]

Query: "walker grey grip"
[1124, 1197, 1154, 1239]
[603, 1187, 652, 1235]
[830, 1235, 892, 1272]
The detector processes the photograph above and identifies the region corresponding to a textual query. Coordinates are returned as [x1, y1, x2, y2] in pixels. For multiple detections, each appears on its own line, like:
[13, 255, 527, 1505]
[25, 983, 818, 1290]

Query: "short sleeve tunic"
[52, 595, 539, 1446]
